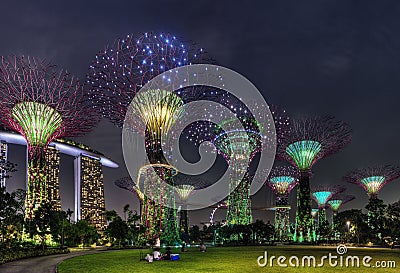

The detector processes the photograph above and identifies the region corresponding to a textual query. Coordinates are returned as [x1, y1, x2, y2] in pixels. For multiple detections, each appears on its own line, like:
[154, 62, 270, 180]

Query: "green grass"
[58, 246, 399, 273]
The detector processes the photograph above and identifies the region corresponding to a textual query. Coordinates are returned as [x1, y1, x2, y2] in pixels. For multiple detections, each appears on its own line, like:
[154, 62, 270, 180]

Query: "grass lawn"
[58, 246, 399, 273]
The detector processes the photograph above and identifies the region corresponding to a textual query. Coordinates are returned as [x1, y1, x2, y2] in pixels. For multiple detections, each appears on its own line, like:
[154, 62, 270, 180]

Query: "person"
[145, 253, 153, 263]
[153, 247, 162, 260]
[199, 242, 206, 252]
[181, 242, 187, 252]
[164, 247, 172, 260]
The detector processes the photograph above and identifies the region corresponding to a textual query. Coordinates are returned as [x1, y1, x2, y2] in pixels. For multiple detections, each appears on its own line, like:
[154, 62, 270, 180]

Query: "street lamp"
[346, 221, 351, 244]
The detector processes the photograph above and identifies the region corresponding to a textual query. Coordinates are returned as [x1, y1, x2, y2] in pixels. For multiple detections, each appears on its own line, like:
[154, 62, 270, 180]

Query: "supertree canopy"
[343, 165, 400, 199]
[328, 195, 355, 214]
[327, 194, 355, 237]
[277, 116, 351, 242]
[266, 165, 299, 241]
[115, 177, 144, 213]
[87, 32, 205, 128]
[0, 56, 99, 219]
[311, 185, 345, 209]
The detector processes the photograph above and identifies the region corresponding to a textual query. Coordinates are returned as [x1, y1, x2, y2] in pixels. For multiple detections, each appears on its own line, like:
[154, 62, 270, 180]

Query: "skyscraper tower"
[45, 145, 61, 210]
[74, 154, 106, 231]
[0, 141, 8, 188]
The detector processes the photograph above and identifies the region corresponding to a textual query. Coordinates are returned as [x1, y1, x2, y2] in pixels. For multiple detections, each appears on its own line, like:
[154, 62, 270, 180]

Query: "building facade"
[0, 141, 8, 188]
[74, 154, 106, 231]
[45, 145, 61, 210]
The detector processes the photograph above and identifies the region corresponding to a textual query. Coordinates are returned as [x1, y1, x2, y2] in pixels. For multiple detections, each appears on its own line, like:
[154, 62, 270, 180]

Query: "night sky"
[2, 0, 400, 226]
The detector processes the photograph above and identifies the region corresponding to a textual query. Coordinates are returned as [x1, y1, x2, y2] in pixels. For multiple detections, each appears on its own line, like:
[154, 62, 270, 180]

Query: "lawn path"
[0, 249, 106, 273]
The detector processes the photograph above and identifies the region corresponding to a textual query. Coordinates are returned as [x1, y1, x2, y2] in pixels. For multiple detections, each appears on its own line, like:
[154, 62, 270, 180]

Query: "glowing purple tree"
[277, 116, 351, 242]
[266, 165, 299, 241]
[87, 32, 205, 128]
[0, 56, 99, 219]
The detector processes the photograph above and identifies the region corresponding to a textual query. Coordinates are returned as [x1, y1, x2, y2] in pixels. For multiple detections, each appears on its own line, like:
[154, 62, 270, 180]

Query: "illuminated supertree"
[124, 88, 185, 246]
[343, 165, 400, 239]
[87, 32, 205, 128]
[311, 185, 345, 239]
[0, 56, 99, 219]
[343, 165, 400, 199]
[211, 104, 288, 226]
[213, 118, 262, 225]
[266, 165, 299, 241]
[277, 116, 351, 242]
[327, 194, 355, 238]
[175, 184, 195, 237]
[114, 177, 144, 215]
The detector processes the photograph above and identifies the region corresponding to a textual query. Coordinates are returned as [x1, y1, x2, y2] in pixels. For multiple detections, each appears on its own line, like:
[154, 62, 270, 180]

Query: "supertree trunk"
[226, 172, 252, 225]
[25, 147, 48, 220]
[179, 206, 189, 235]
[275, 207, 291, 241]
[161, 178, 181, 246]
[294, 171, 314, 242]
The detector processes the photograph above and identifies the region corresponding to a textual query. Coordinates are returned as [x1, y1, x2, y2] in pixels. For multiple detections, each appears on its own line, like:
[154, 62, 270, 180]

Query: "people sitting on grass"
[145, 253, 153, 263]
[153, 247, 162, 260]
[164, 247, 172, 260]
[199, 242, 206, 252]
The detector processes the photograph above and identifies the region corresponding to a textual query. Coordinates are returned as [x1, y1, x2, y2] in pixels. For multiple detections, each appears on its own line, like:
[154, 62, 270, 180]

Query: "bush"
[0, 247, 70, 265]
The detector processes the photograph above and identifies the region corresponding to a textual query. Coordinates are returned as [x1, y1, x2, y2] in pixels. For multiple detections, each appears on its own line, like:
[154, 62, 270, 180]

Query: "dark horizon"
[2, 0, 400, 226]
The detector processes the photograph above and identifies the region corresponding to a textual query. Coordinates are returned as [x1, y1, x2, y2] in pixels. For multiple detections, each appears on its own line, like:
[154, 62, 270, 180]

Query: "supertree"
[87, 33, 206, 246]
[0, 56, 99, 219]
[212, 104, 289, 226]
[87, 32, 205, 128]
[311, 185, 345, 240]
[327, 194, 355, 238]
[212, 118, 262, 225]
[175, 184, 195, 236]
[343, 165, 400, 240]
[114, 177, 144, 215]
[277, 116, 351, 242]
[127, 89, 183, 246]
[266, 165, 299, 241]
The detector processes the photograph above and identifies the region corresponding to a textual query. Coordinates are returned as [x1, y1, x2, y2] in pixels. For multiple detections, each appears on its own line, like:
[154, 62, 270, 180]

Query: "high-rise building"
[0, 141, 8, 188]
[74, 154, 106, 231]
[45, 145, 61, 210]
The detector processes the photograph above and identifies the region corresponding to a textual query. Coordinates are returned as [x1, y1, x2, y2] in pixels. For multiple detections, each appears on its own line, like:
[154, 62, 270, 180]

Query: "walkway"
[0, 249, 105, 273]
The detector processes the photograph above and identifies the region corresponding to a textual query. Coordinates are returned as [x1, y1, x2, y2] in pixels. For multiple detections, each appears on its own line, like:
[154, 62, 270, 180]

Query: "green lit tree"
[311, 185, 345, 241]
[0, 56, 99, 219]
[277, 116, 351, 243]
[344, 165, 400, 242]
[266, 165, 298, 241]
[327, 195, 355, 239]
